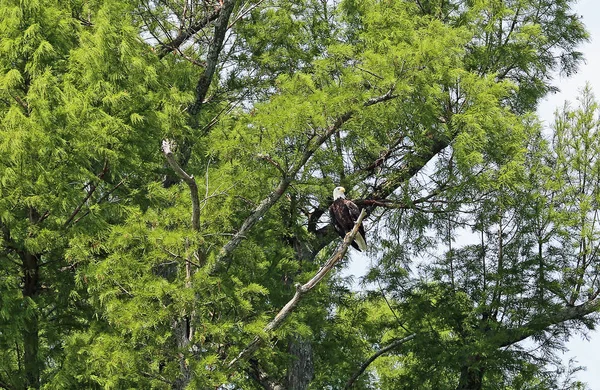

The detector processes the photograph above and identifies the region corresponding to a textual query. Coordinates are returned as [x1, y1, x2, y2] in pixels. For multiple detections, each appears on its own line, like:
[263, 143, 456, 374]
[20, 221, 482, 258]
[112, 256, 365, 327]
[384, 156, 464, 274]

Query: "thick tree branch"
[212, 112, 354, 272]
[368, 137, 449, 204]
[355, 182, 450, 210]
[227, 210, 367, 368]
[157, 7, 222, 59]
[162, 140, 200, 231]
[11, 94, 29, 111]
[309, 125, 450, 240]
[344, 333, 416, 389]
[189, 0, 237, 115]
[497, 297, 600, 348]
[213, 91, 400, 271]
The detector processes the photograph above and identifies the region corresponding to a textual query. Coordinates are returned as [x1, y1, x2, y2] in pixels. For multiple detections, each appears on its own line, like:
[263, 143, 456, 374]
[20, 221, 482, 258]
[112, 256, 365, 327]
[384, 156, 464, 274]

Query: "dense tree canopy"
[0, 0, 595, 389]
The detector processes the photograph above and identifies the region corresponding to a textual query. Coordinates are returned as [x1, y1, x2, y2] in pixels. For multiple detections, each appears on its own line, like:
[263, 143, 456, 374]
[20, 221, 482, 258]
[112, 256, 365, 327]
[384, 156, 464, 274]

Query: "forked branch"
[227, 210, 367, 368]
[162, 140, 200, 231]
[213, 90, 399, 273]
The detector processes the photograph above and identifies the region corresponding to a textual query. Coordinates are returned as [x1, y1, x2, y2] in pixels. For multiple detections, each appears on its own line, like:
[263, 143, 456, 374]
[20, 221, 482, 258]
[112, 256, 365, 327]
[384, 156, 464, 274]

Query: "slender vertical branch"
[189, 0, 237, 115]
[162, 139, 201, 389]
[162, 140, 200, 231]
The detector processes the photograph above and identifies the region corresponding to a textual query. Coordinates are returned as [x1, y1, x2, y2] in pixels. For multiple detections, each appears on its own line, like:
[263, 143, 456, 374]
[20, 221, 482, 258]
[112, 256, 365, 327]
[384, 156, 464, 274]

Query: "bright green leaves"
[0, 0, 191, 387]
[543, 85, 600, 304]
[234, 0, 337, 77]
[0, 1, 78, 84]
[451, 72, 525, 176]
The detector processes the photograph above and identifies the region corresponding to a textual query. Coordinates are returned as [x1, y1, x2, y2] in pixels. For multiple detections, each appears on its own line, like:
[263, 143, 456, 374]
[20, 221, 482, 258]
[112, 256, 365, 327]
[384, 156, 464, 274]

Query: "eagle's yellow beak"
[340, 187, 345, 193]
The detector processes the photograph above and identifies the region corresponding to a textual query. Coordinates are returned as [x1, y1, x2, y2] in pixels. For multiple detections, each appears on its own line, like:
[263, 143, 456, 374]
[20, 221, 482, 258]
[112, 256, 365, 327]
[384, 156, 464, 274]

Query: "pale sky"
[541, 0, 600, 387]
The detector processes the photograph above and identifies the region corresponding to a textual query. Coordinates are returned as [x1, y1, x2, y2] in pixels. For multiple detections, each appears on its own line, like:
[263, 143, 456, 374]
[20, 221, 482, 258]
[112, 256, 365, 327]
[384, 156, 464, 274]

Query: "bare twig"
[174, 48, 207, 67]
[141, 371, 174, 385]
[227, 210, 367, 368]
[354, 65, 384, 80]
[114, 281, 134, 297]
[198, 100, 237, 134]
[63, 183, 97, 227]
[228, 0, 266, 28]
[257, 153, 286, 176]
[64, 160, 109, 228]
[72, 179, 125, 225]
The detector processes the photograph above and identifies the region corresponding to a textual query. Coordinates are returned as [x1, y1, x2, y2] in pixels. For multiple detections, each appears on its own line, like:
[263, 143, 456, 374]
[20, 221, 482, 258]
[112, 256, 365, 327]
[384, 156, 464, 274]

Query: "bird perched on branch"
[329, 186, 367, 251]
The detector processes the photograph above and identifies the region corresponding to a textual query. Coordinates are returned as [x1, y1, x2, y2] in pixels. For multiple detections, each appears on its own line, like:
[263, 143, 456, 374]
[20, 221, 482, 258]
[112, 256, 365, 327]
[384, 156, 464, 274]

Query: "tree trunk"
[22, 251, 40, 389]
[456, 355, 483, 390]
[285, 336, 314, 390]
[172, 317, 192, 390]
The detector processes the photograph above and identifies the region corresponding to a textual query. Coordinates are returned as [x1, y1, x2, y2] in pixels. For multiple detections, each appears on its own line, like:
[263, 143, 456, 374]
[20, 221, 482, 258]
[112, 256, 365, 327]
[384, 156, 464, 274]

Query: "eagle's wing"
[330, 198, 366, 251]
[345, 199, 361, 220]
[329, 203, 345, 236]
[345, 199, 367, 249]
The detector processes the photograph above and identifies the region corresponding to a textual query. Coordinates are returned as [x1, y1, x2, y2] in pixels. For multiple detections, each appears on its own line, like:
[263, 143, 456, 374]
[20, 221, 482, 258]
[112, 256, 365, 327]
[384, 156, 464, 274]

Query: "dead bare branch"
[227, 210, 367, 368]
[212, 90, 401, 273]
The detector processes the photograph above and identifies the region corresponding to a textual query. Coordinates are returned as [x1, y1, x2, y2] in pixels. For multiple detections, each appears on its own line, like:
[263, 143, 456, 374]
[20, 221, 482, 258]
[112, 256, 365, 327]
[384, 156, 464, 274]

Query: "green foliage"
[0, 0, 592, 388]
[368, 86, 600, 389]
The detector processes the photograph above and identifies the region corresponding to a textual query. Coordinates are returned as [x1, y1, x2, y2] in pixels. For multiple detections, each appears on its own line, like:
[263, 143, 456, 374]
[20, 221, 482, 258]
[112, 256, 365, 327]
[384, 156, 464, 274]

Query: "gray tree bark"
[285, 336, 314, 390]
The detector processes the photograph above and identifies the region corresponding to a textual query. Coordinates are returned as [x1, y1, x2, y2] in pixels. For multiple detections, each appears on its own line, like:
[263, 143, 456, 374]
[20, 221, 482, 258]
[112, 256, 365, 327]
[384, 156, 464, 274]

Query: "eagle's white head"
[333, 186, 346, 200]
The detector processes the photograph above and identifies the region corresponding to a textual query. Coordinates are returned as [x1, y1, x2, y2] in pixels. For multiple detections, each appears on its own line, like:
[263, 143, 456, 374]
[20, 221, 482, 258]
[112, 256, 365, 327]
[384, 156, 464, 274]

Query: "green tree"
[357, 87, 600, 389]
[0, 0, 193, 387]
[0, 0, 591, 389]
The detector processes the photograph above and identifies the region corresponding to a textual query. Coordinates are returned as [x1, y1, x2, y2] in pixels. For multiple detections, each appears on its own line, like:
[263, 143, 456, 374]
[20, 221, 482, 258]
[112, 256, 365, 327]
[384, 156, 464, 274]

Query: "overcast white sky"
[540, 0, 600, 387]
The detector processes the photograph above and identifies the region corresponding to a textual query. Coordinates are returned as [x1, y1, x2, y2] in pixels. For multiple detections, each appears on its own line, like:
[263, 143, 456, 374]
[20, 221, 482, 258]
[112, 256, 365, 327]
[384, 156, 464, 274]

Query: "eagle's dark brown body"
[329, 197, 367, 251]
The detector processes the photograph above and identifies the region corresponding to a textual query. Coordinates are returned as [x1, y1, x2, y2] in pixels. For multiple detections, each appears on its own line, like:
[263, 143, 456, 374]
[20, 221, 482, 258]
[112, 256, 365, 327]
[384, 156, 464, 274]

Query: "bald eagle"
[329, 186, 367, 252]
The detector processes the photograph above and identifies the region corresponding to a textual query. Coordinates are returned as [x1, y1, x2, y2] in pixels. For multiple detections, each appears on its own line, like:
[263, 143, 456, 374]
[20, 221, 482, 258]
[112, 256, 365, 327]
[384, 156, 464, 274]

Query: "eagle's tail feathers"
[354, 233, 367, 252]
